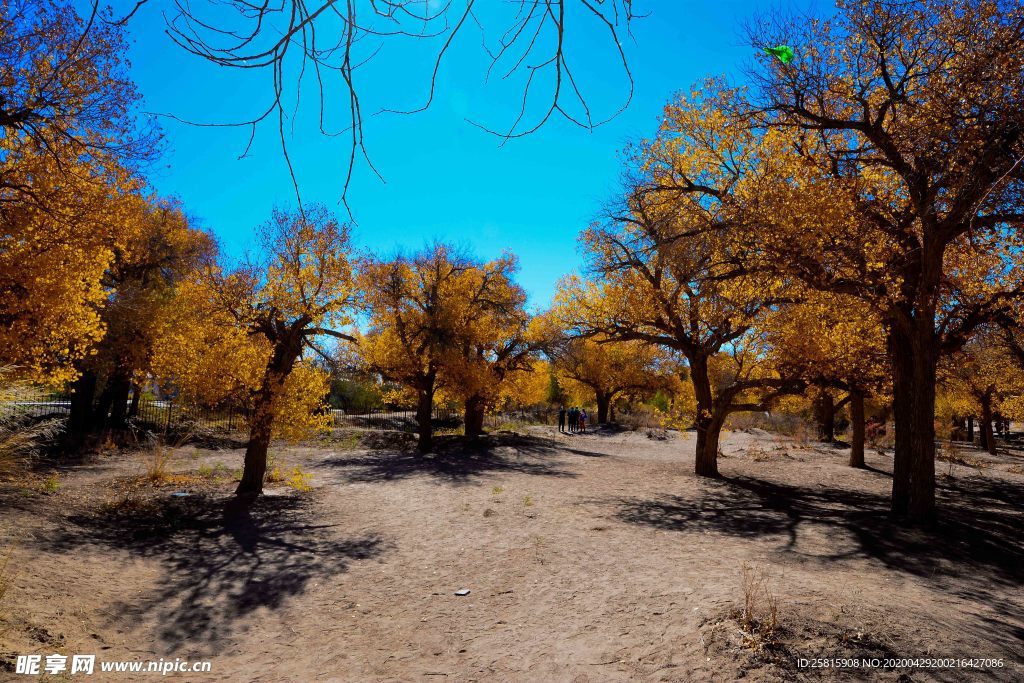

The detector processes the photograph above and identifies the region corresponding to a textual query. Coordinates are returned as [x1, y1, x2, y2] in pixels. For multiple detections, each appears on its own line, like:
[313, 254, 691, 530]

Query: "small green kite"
[763, 45, 795, 65]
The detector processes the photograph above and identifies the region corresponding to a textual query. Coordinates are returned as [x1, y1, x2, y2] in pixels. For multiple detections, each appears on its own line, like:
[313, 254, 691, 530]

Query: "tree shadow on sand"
[320, 433, 605, 485]
[612, 474, 1024, 654]
[41, 494, 387, 654]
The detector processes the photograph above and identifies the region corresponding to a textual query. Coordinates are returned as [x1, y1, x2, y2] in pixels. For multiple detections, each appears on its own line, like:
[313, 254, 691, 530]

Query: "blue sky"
[115, 1, 803, 307]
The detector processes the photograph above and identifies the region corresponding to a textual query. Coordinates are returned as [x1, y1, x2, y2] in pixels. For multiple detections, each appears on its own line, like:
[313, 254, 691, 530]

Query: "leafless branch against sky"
[113, 0, 639, 214]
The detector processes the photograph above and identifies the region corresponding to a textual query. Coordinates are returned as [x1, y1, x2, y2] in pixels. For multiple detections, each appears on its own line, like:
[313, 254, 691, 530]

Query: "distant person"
[568, 407, 578, 433]
[557, 406, 566, 433]
[579, 409, 587, 433]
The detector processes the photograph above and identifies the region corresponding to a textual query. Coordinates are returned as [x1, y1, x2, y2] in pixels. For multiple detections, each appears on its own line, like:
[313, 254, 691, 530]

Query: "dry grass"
[98, 491, 163, 517]
[745, 445, 789, 463]
[726, 411, 806, 436]
[144, 446, 173, 483]
[0, 367, 62, 476]
[617, 408, 658, 431]
[0, 545, 16, 607]
[265, 455, 314, 491]
[735, 562, 780, 652]
[139, 429, 199, 484]
[866, 421, 895, 450]
[789, 421, 812, 448]
[936, 441, 989, 472]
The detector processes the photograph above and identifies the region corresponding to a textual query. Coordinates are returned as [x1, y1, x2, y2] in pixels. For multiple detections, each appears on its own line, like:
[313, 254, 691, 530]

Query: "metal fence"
[330, 405, 555, 432]
[0, 397, 71, 421]
[331, 406, 462, 432]
[0, 396, 244, 432]
[1, 397, 556, 435]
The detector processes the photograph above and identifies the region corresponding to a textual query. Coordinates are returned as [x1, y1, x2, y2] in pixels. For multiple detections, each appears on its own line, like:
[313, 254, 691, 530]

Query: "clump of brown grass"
[936, 442, 988, 472]
[0, 545, 17, 607]
[0, 367, 62, 475]
[139, 429, 197, 484]
[144, 447, 173, 483]
[99, 492, 161, 517]
[790, 421, 811, 448]
[746, 445, 789, 463]
[734, 562, 781, 652]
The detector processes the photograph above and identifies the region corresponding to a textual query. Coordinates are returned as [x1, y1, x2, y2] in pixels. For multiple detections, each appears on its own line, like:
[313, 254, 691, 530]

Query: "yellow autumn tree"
[0, 0, 156, 175]
[178, 205, 357, 499]
[556, 84, 802, 477]
[939, 329, 1024, 455]
[743, 0, 1024, 520]
[499, 358, 553, 411]
[359, 245, 533, 450]
[765, 291, 889, 467]
[443, 259, 537, 438]
[0, 0, 157, 387]
[548, 335, 669, 425]
[0, 151, 143, 387]
[66, 195, 214, 436]
[150, 282, 334, 441]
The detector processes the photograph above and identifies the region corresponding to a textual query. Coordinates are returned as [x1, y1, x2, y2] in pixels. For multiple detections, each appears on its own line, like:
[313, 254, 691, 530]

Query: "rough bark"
[92, 381, 116, 432]
[595, 391, 612, 424]
[106, 374, 132, 429]
[464, 394, 486, 439]
[690, 356, 721, 477]
[849, 388, 866, 468]
[889, 339, 912, 518]
[814, 391, 836, 442]
[980, 392, 996, 456]
[415, 384, 435, 453]
[237, 403, 274, 498]
[910, 330, 938, 521]
[236, 334, 303, 499]
[68, 370, 98, 436]
[888, 316, 937, 522]
[695, 410, 726, 477]
[128, 383, 141, 418]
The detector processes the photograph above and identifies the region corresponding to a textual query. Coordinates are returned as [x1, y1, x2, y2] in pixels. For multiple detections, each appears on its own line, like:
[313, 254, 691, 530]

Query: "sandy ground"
[0, 426, 1022, 682]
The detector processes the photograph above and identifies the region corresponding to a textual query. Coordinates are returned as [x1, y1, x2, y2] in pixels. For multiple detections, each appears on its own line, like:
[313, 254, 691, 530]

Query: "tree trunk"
[814, 390, 836, 442]
[415, 384, 435, 453]
[68, 370, 98, 436]
[235, 333, 303, 499]
[695, 410, 726, 477]
[464, 394, 486, 439]
[128, 383, 141, 418]
[889, 329, 913, 517]
[949, 416, 965, 441]
[980, 392, 996, 456]
[596, 391, 611, 424]
[849, 388, 866, 468]
[966, 415, 974, 443]
[237, 403, 274, 498]
[92, 379, 118, 432]
[106, 374, 132, 429]
[888, 316, 938, 522]
[689, 355, 720, 477]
